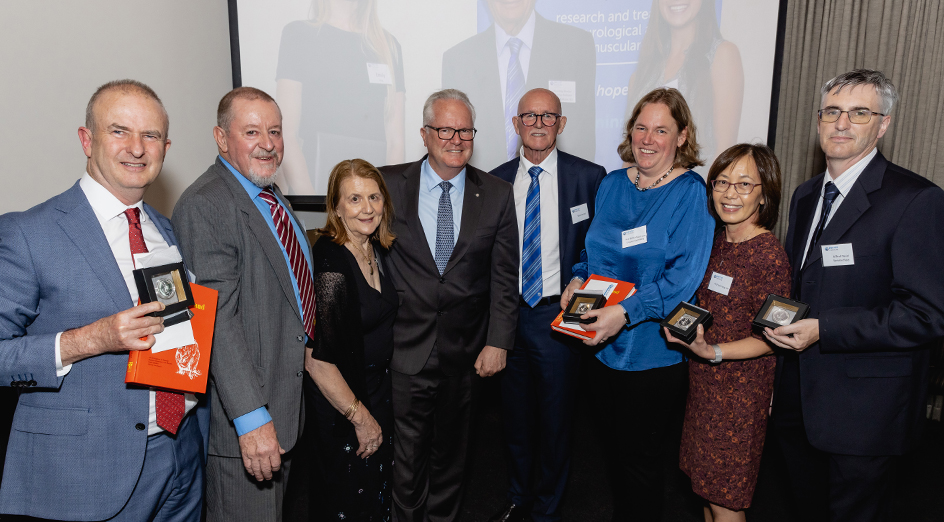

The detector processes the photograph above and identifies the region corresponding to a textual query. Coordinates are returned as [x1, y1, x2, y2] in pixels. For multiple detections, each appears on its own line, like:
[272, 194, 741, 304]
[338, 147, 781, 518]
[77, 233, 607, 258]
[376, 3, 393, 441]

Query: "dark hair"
[217, 87, 280, 131]
[821, 69, 899, 115]
[618, 87, 703, 169]
[86, 79, 168, 136]
[318, 159, 396, 248]
[626, 0, 722, 153]
[706, 143, 782, 231]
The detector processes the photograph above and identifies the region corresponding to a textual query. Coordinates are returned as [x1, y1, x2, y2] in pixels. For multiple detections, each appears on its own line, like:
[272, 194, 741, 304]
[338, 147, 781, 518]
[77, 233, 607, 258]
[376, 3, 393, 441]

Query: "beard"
[245, 151, 281, 188]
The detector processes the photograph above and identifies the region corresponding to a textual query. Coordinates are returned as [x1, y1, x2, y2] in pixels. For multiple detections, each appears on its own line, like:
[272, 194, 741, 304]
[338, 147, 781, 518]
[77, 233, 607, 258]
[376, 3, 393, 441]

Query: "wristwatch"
[710, 344, 723, 364]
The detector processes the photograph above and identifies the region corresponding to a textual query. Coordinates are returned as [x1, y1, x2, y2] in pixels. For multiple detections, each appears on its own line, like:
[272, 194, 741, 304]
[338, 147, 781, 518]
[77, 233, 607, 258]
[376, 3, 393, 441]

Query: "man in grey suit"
[0, 80, 206, 521]
[380, 89, 519, 521]
[442, 0, 597, 171]
[173, 87, 312, 522]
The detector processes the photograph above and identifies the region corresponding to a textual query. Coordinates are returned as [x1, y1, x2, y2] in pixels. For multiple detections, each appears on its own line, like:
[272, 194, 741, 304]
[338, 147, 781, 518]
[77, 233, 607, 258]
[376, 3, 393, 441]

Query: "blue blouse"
[573, 169, 714, 371]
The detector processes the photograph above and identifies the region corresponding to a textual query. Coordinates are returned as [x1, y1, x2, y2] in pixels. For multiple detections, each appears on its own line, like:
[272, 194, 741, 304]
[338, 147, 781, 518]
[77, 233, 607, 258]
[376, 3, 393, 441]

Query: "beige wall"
[0, 1, 233, 217]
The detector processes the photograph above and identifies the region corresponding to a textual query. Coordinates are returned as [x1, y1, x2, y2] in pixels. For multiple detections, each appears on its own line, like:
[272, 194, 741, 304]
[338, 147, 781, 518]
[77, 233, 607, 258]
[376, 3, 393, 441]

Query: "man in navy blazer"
[489, 88, 606, 522]
[0, 80, 206, 521]
[766, 70, 944, 522]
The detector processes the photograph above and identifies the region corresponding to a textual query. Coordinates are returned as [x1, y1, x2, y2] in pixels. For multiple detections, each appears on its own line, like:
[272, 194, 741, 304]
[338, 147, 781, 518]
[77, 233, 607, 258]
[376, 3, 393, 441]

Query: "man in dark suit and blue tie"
[489, 88, 606, 522]
[0, 80, 206, 521]
[766, 69, 944, 522]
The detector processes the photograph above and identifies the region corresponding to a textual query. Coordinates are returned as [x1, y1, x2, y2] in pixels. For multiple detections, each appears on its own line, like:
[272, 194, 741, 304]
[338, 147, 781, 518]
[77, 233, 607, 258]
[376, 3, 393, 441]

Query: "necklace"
[726, 224, 761, 244]
[348, 240, 374, 276]
[634, 166, 674, 191]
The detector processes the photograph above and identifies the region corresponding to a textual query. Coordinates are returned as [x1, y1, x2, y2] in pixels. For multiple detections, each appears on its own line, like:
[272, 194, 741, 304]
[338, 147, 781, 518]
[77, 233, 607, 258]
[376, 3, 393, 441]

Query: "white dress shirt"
[799, 147, 877, 267]
[495, 11, 537, 109]
[513, 147, 562, 296]
[54, 173, 197, 435]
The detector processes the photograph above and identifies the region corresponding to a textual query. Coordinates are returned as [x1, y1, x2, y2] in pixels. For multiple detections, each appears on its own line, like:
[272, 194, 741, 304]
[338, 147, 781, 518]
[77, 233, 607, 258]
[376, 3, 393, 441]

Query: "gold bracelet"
[347, 399, 360, 421]
[343, 398, 359, 420]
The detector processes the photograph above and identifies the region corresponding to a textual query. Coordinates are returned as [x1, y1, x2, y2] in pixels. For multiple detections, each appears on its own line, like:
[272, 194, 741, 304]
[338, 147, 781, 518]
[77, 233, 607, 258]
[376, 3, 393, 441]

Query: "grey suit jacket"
[379, 158, 519, 375]
[0, 182, 207, 520]
[173, 158, 308, 457]
[442, 13, 597, 171]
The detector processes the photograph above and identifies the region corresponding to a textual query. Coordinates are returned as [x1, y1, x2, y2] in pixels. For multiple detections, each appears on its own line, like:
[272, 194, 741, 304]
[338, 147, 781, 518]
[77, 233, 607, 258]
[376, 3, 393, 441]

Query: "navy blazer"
[779, 152, 944, 456]
[0, 182, 207, 519]
[490, 149, 607, 294]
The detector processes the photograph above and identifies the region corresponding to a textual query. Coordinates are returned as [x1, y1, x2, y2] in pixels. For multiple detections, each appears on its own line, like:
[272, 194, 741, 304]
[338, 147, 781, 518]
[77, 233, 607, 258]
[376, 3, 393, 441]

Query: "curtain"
[772, 0, 944, 239]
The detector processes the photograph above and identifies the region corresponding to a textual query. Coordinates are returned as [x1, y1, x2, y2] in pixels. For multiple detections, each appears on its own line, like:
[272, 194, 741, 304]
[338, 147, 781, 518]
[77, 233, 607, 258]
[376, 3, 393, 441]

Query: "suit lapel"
[400, 160, 439, 272]
[444, 168, 485, 275]
[215, 167, 303, 321]
[556, 152, 575, 285]
[56, 184, 131, 312]
[793, 189, 819, 274]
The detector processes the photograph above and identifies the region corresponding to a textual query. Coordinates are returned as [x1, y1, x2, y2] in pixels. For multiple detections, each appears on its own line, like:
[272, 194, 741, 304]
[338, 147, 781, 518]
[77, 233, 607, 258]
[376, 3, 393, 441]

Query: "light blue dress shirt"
[418, 158, 466, 255]
[221, 156, 314, 435]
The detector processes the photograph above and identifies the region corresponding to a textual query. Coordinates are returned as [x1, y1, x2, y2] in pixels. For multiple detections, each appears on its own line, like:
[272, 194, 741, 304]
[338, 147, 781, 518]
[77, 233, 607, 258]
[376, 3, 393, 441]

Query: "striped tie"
[522, 166, 543, 307]
[435, 181, 454, 274]
[259, 189, 316, 339]
[505, 37, 526, 160]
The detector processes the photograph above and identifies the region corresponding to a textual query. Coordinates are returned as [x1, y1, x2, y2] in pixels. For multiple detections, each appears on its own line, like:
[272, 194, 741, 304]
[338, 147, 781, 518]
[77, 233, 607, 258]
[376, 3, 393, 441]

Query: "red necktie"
[124, 208, 185, 435]
[258, 189, 316, 339]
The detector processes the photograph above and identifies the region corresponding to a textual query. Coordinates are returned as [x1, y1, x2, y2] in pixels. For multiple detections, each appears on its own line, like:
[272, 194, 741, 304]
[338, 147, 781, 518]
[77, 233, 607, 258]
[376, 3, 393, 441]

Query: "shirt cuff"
[233, 407, 272, 436]
[54, 332, 72, 378]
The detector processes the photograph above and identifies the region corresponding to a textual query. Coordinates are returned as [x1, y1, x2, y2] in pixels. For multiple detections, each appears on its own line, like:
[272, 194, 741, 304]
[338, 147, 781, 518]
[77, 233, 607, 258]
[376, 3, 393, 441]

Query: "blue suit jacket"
[0, 181, 206, 520]
[778, 152, 944, 455]
[490, 149, 606, 293]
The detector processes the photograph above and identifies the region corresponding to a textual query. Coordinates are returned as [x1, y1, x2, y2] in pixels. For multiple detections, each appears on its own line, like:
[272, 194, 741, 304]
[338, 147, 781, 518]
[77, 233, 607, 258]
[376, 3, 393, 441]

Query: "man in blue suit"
[766, 70, 944, 522]
[0, 80, 206, 521]
[489, 88, 606, 522]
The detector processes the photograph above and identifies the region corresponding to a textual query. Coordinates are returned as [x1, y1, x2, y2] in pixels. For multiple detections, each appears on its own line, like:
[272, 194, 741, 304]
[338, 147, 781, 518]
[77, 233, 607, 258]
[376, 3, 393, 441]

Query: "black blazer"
[442, 13, 597, 171]
[380, 158, 519, 375]
[779, 151, 944, 455]
[490, 149, 606, 294]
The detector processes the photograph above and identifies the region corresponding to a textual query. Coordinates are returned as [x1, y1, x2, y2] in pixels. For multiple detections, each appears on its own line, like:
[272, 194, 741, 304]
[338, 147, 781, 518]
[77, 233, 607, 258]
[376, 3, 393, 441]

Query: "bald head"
[513, 88, 567, 164]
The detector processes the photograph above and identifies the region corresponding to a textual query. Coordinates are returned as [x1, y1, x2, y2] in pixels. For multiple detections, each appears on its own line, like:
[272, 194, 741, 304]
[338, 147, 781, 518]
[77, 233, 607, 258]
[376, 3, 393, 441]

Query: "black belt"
[520, 295, 562, 307]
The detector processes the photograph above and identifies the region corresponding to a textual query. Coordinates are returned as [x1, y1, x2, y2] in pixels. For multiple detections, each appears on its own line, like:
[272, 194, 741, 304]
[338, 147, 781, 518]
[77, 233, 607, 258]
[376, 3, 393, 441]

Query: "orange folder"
[551, 275, 635, 341]
[126, 283, 217, 394]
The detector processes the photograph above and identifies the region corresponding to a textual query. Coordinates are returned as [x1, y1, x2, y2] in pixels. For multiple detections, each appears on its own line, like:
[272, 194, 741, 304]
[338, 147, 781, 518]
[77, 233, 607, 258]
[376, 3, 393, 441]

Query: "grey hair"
[86, 79, 168, 137]
[821, 69, 900, 115]
[422, 89, 476, 126]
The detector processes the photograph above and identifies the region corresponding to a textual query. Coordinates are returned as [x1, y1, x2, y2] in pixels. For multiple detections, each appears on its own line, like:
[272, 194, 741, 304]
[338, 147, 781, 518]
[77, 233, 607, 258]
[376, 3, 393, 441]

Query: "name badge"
[707, 272, 733, 295]
[367, 63, 392, 85]
[622, 225, 647, 248]
[548, 80, 576, 103]
[570, 203, 589, 224]
[821, 243, 855, 267]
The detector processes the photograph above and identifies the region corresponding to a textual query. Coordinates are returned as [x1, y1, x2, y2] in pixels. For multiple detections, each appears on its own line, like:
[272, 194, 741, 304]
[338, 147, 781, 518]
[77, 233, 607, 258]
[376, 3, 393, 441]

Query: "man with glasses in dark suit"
[766, 69, 944, 522]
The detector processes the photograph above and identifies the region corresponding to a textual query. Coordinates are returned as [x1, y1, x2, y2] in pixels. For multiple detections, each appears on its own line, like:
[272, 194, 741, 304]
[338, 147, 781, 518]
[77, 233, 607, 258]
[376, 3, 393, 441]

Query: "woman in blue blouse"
[562, 88, 714, 521]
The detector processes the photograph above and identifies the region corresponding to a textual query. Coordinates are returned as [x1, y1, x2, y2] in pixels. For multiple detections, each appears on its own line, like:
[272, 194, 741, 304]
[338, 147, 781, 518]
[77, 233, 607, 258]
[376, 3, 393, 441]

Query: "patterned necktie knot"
[508, 37, 523, 57]
[823, 182, 840, 203]
[528, 166, 543, 181]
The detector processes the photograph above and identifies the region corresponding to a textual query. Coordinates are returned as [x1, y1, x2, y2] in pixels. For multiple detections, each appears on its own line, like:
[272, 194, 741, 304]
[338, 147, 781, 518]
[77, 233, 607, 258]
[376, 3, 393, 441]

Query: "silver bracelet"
[710, 344, 722, 364]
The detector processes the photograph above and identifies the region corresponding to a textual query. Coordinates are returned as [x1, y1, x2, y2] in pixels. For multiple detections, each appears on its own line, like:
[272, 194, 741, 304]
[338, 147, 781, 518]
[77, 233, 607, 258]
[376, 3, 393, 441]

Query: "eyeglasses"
[425, 125, 476, 141]
[711, 180, 761, 195]
[817, 108, 886, 124]
[517, 112, 561, 127]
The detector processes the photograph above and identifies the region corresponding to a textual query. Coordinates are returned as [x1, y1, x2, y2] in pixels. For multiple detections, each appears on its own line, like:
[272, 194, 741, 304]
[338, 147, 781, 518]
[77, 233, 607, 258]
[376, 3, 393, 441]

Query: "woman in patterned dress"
[665, 144, 791, 522]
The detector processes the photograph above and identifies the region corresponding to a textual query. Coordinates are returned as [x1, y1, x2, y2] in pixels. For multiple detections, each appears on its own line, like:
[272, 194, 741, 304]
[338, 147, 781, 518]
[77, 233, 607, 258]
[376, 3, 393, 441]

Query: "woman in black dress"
[306, 159, 398, 521]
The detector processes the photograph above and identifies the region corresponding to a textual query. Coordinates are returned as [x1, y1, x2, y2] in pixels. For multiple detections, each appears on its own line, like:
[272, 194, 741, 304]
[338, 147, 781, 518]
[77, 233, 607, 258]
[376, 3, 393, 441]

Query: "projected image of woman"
[276, 0, 405, 195]
[625, 0, 743, 166]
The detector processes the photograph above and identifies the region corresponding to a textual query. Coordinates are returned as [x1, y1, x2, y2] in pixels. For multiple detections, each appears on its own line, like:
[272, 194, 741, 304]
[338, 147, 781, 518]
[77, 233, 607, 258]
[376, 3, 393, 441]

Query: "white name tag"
[707, 272, 733, 295]
[622, 225, 647, 248]
[367, 63, 392, 85]
[548, 80, 576, 103]
[570, 203, 589, 224]
[821, 243, 855, 266]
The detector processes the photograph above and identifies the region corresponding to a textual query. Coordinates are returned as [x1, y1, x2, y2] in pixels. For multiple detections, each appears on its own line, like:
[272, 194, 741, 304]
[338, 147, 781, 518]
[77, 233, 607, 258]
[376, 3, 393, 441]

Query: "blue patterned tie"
[805, 181, 841, 264]
[435, 181, 454, 274]
[522, 166, 543, 307]
[505, 37, 526, 160]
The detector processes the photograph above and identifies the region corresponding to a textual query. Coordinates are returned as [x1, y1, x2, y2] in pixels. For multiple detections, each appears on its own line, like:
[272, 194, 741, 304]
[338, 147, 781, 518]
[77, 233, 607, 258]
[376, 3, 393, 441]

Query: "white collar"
[79, 172, 146, 225]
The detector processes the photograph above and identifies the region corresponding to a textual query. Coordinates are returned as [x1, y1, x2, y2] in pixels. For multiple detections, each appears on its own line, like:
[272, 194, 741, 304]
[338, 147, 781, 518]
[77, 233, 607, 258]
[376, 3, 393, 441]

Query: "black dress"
[306, 236, 397, 521]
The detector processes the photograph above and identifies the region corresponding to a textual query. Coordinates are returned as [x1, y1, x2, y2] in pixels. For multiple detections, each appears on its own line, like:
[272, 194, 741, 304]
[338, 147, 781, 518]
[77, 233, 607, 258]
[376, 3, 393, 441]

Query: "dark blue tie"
[435, 181, 454, 274]
[522, 166, 543, 307]
[805, 181, 841, 264]
[504, 38, 525, 160]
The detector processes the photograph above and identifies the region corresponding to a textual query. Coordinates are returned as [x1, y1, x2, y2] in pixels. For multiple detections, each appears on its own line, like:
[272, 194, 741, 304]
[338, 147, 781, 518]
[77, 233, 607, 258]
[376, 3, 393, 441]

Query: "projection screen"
[231, 0, 783, 203]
